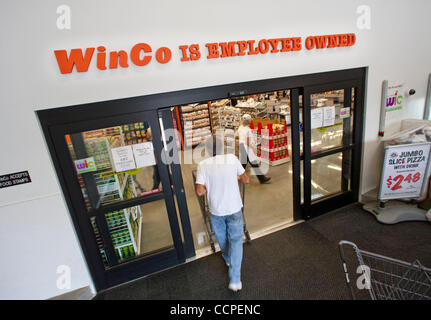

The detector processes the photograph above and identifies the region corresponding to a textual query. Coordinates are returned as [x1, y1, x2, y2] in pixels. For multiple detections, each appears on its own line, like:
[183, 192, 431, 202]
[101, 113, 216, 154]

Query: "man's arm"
[239, 172, 250, 184]
[195, 163, 206, 196]
[196, 183, 207, 196]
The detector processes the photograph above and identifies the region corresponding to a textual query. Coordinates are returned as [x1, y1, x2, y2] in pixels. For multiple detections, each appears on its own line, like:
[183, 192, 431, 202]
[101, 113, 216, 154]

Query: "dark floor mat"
[94, 204, 431, 300]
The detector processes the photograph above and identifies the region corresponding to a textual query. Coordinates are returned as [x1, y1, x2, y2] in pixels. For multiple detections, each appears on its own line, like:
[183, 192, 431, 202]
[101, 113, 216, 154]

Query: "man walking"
[195, 135, 250, 291]
[237, 114, 271, 184]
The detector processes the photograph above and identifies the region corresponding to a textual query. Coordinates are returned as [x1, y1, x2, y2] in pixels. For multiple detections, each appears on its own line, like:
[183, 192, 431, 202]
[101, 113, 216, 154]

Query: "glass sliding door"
[301, 81, 363, 218]
[50, 110, 193, 290]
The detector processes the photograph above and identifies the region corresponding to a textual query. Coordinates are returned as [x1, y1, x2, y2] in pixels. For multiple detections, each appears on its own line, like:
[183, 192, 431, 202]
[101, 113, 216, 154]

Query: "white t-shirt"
[237, 125, 251, 145]
[195, 153, 245, 216]
[237, 125, 258, 162]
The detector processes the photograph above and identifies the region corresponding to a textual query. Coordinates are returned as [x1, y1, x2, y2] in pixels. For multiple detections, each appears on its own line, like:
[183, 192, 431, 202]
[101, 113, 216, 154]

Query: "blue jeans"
[210, 210, 243, 284]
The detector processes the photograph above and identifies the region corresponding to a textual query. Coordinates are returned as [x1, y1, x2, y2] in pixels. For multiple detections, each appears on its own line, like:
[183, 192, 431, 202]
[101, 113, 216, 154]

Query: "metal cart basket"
[339, 240, 431, 300]
[192, 170, 251, 253]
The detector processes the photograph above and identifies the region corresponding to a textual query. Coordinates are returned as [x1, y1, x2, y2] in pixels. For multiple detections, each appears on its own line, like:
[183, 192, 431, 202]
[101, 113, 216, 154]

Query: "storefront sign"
[111, 146, 137, 173]
[54, 33, 356, 74]
[379, 143, 431, 200]
[0, 171, 31, 189]
[74, 157, 97, 174]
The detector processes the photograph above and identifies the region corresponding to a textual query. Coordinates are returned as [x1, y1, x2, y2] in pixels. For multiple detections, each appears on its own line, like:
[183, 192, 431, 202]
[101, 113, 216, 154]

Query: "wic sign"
[54, 33, 356, 74]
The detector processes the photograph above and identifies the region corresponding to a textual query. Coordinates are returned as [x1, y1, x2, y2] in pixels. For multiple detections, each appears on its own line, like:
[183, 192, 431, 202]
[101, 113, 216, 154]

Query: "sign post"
[364, 142, 431, 224]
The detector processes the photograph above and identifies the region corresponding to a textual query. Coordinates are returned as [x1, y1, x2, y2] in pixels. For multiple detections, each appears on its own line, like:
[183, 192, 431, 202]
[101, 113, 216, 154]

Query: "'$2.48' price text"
[386, 172, 421, 191]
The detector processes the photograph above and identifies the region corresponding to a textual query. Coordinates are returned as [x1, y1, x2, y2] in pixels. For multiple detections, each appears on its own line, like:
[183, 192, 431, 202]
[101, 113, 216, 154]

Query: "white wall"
[0, 0, 430, 299]
[0, 195, 92, 299]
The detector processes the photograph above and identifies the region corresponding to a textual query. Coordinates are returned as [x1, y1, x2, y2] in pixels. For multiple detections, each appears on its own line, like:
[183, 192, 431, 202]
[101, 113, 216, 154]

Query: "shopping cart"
[192, 170, 251, 253]
[339, 240, 431, 300]
[241, 182, 252, 244]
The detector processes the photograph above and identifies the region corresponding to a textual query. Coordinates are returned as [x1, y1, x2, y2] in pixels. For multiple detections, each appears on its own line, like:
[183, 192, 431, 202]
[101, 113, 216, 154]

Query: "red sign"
[54, 33, 356, 74]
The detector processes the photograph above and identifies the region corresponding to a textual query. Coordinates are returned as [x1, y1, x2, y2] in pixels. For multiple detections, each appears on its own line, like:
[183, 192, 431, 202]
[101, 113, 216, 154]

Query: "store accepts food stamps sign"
[379, 143, 431, 200]
[0, 171, 31, 189]
[53, 33, 356, 74]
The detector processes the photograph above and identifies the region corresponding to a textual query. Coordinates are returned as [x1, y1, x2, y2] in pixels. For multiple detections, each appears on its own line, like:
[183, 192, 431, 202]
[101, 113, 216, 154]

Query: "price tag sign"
[379, 143, 431, 200]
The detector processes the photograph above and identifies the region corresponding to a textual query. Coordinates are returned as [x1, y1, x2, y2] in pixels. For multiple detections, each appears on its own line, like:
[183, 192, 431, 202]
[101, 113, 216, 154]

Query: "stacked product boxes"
[250, 119, 290, 166]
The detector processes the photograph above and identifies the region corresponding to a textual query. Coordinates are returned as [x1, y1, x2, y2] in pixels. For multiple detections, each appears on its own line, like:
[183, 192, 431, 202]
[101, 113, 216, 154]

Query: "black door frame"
[37, 67, 366, 291]
[158, 108, 196, 257]
[301, 79, 365, 218]
[49, 110, 193, 290]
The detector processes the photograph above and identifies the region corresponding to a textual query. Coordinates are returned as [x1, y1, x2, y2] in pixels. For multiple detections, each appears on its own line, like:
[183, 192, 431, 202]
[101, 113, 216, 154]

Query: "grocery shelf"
[181, 114, 210, 122]
[179, 103, 212, 148]
[185, 124, 211, 130]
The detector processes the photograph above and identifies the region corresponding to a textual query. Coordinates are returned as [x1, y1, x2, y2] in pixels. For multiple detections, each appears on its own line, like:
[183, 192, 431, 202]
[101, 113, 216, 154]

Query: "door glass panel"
[91, 200, 175, 269]
[109, 201, 174, 263]
[309, 89, 353, 153]
[311, 151, 351, 201]
[177, 91, 294, 251]
[65, 121, 162, 211]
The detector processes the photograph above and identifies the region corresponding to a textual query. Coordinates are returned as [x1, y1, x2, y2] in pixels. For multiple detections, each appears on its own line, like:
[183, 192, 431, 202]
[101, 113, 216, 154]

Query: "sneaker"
[228, 282, 242, 292]
[259, 176, 271, 184]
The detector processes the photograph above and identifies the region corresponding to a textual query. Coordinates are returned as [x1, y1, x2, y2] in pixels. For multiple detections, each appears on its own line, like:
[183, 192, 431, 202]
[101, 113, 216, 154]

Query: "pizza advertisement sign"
[378, 143, 431, 200]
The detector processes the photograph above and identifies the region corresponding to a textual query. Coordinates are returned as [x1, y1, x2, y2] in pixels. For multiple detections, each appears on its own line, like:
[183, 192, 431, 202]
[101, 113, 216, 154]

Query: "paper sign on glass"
[340, 107, 350, 119]
[311, 108, 323, 129]
[111, 146, 137, 173]
[132, 142, 156, 168]
[74, 157, 97, 174]
[323, 106, 335, 127]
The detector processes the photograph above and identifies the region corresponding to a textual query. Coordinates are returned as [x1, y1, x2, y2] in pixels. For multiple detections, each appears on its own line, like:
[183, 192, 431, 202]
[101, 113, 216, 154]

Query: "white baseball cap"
[242, 114, 252, 121]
